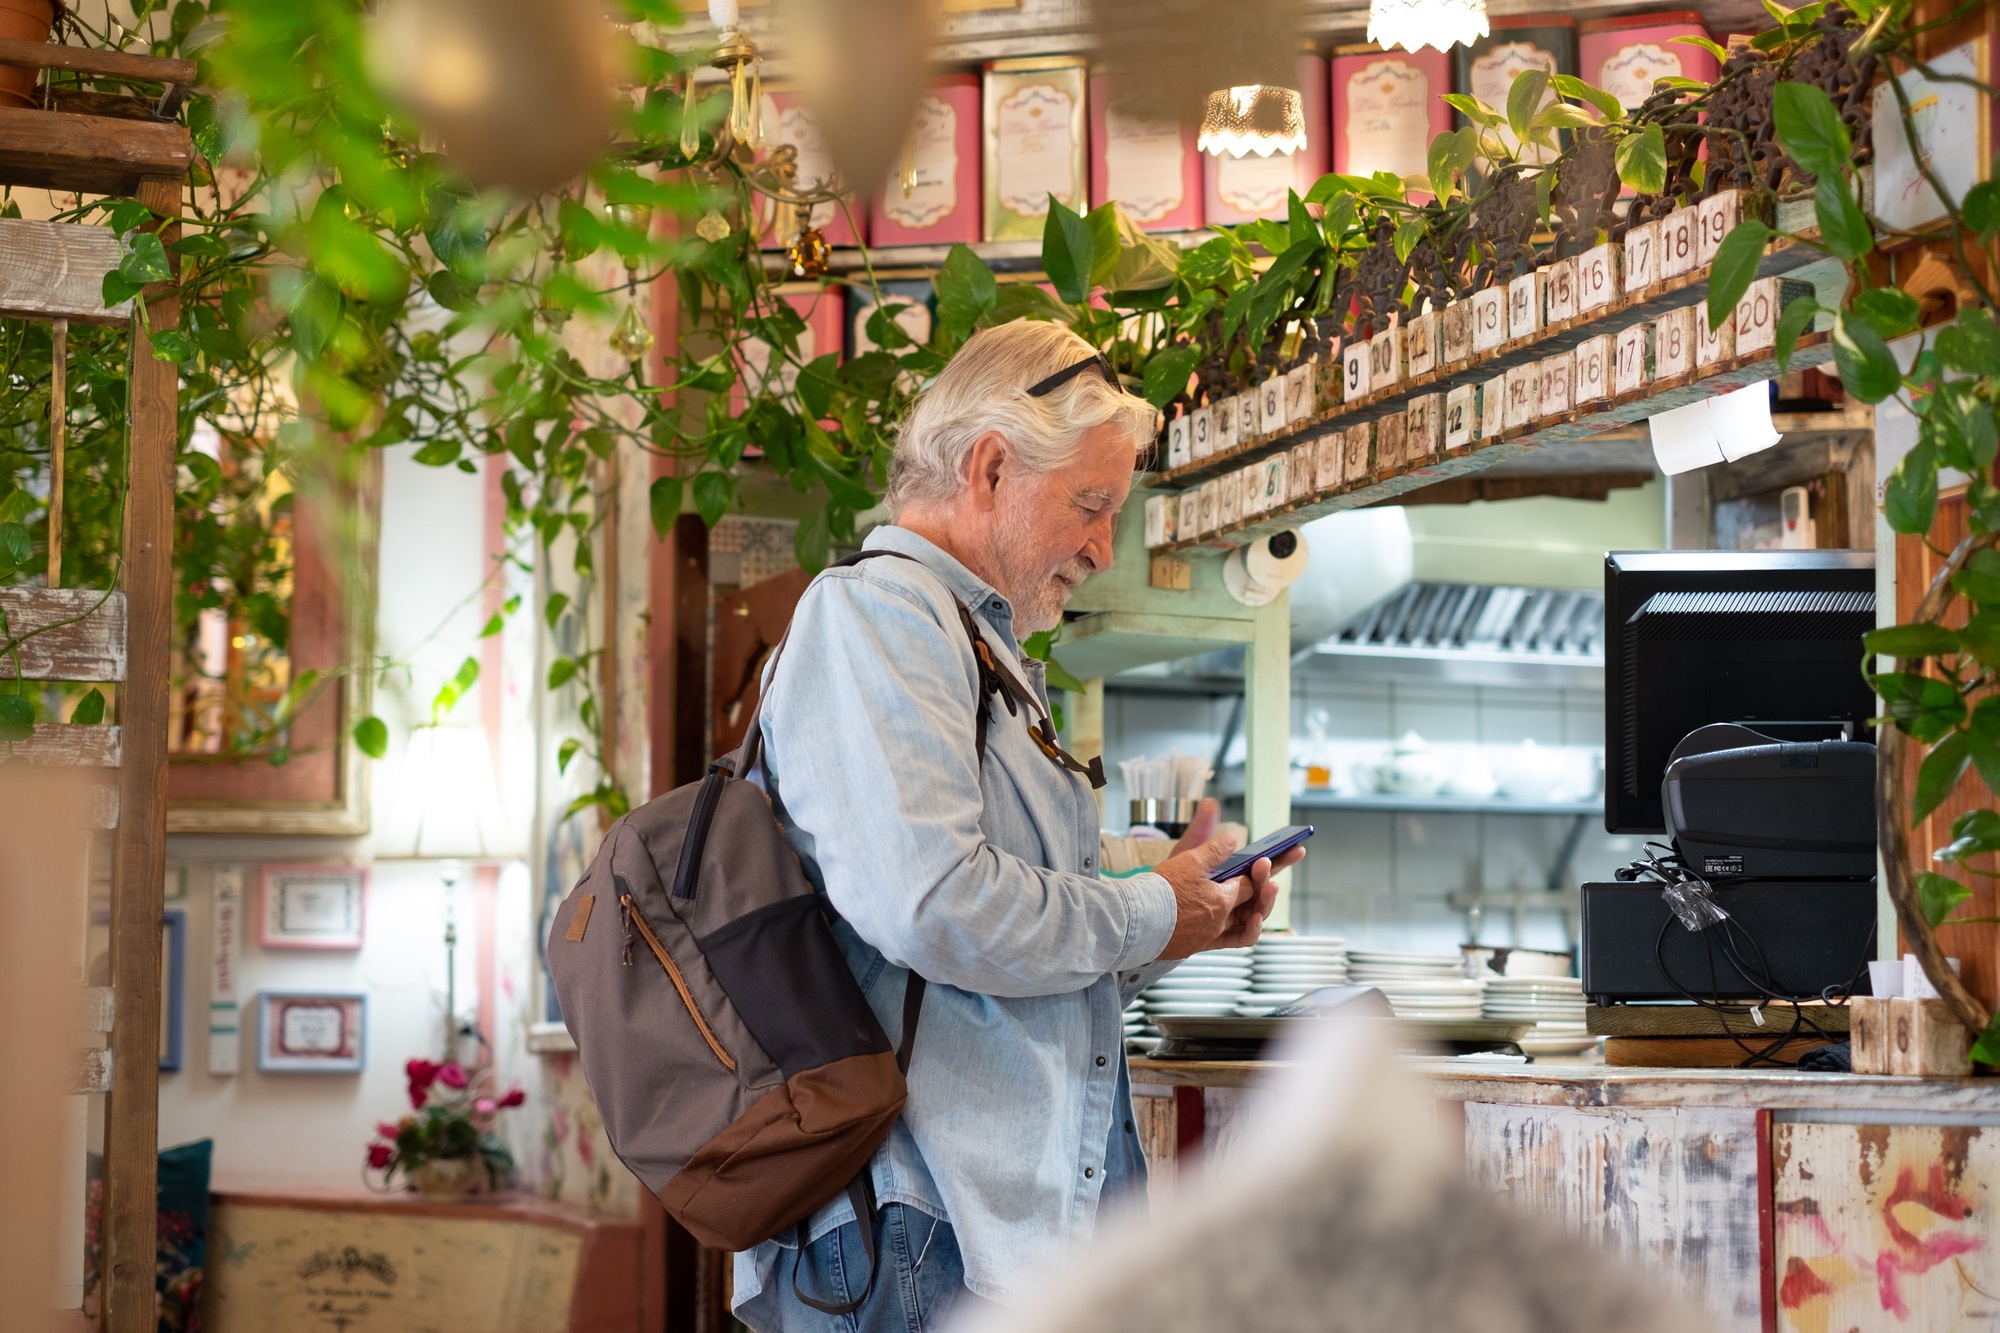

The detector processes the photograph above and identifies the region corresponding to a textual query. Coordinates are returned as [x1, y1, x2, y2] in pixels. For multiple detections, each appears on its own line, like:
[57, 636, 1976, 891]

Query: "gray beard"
[991, 525, 1091, 635]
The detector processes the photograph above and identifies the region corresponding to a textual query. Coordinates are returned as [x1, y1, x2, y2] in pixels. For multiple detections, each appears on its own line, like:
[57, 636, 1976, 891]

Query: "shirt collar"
[863, 526, 1020, 642]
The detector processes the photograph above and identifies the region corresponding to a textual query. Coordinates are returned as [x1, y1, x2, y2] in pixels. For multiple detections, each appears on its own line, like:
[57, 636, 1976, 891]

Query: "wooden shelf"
[1291, 791, 1602, 817]
[761, 231, 1212, 279]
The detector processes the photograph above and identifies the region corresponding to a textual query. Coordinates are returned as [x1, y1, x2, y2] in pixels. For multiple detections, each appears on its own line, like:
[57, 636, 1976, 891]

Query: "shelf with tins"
[758, 231, 1213, 279]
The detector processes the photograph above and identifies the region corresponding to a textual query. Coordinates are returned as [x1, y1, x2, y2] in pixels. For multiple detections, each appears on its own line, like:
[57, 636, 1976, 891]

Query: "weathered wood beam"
[0, 588, 128, 680]
[2, 723, 122, 767]
[0, 105, 189, 196]
[0, 36, 195, 88]
[0, 219, 131, 324]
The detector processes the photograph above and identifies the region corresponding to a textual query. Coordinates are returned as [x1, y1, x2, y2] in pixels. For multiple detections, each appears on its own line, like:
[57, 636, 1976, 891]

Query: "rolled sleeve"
[1110, 871, 1177, 972]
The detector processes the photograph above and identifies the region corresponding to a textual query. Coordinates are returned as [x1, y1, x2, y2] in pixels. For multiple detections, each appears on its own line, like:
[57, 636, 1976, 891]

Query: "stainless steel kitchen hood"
[1303, 582, 1605, 689]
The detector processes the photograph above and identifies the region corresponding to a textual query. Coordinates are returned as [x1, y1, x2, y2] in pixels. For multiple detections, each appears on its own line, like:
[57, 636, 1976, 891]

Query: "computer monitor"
[1604, 551, 1877, 834]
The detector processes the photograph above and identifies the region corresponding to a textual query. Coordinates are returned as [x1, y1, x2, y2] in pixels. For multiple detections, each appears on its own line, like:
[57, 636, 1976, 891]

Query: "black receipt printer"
[1661, 723, 1878, 881]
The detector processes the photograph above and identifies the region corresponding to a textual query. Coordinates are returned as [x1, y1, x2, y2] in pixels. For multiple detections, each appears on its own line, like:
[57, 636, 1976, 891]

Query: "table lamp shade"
[376, 725, 520, 860]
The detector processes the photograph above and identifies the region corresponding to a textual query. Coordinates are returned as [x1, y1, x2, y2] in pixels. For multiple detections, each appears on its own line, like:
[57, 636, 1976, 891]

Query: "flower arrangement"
[366, 1058, 524, 1199]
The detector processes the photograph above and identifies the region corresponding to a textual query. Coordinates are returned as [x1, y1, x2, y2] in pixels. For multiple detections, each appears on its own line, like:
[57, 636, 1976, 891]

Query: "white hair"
[886, 320, 1161, 517]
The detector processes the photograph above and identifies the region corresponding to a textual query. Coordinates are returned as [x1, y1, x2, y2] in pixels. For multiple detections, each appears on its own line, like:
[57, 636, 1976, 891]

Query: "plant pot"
[407, 1156, 484, 1202]
[0, 0, 55, 110]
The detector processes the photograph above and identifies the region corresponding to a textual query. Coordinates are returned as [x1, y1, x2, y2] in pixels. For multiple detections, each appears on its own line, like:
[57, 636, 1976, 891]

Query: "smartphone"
[1210, 825, 1315, 883]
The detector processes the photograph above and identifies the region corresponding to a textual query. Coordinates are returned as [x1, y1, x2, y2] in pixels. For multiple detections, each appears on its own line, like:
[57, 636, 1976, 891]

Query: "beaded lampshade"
[1366, 0, 1490, 55]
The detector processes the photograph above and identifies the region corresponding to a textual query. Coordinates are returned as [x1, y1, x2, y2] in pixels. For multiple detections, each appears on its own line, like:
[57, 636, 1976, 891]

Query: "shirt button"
[1083, 855, 1094, 869]
[1096, 1055, 1107, 1067]
[1084, 1167, 1095, 1179]
[1126, 1120, 1135, 1133]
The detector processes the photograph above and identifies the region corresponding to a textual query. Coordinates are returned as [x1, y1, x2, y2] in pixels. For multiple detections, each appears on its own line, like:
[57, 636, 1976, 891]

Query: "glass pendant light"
[1198, 85, 1307, 158]
[1366, 0, 1490, 55]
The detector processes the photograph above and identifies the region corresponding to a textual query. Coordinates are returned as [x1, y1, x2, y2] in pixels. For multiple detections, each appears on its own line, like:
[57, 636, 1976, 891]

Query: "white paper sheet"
[1711, 383, 1783, 462]
[1648, 398, 1724, 475]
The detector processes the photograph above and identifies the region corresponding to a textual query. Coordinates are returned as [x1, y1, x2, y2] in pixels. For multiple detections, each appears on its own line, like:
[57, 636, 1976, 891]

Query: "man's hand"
[1154, 798, 1305, 960]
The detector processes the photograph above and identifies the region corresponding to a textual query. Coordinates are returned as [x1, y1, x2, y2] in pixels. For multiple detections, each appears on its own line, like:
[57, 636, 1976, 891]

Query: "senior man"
[732, 319, 1301, 1332]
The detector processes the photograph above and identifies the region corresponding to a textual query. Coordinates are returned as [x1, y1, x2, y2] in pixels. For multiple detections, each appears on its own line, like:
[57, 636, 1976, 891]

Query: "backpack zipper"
[619, 893, 737, 1071]
[672, 767, 729, 899]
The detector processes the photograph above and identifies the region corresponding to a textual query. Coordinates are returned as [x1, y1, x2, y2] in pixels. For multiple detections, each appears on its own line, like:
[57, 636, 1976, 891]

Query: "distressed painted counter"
[1131, 1057, 2000, 1333]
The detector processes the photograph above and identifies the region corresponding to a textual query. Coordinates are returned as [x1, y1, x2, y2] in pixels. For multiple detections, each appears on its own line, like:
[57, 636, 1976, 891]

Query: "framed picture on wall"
[160, 909, 186, 1072]
[259, 865, 367, 949]
[257, 992, 366, 1073]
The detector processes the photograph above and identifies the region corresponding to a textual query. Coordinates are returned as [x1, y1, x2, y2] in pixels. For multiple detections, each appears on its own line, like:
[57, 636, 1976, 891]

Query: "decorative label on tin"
[1104, 97, 1187, 225]
[1343, 59, 1434, 181]
[995, 83, 1080, 216]
[766, 98, 844, 230]
[1597, 43, 1683, 111]
[881, 95, 960, 228]
[1215, 153, 1295, 216]
[1470, 43, 1559, 165]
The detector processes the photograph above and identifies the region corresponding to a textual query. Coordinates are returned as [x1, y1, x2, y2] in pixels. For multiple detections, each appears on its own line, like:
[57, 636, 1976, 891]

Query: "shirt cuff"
[1113, 871, 1177, 970]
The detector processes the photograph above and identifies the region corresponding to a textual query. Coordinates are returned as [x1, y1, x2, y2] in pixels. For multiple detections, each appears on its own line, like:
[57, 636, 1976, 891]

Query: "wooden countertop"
[1130, 1056, 2000, 1114]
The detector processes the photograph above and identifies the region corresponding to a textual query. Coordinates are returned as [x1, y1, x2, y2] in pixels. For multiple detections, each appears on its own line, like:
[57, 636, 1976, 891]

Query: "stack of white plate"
[1142, 948, 1252, 1019]
[1482, 976, 1595, 1055]
[1237, 935, 1349, 1015]
[1346, 950, 1485, 1020]
[1123, 997, 1155, 1049]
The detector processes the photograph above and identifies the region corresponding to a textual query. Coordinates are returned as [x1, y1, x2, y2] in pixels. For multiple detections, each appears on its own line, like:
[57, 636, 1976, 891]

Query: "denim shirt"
[731, 526, 1179, 1305]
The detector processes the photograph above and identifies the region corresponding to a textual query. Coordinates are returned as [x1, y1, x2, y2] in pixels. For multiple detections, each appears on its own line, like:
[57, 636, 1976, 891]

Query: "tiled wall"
[1101, 676, 1651, 957]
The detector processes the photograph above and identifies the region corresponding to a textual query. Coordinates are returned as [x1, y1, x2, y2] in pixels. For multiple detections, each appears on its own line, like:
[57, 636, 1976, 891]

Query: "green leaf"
[1668, 33, 1731, 62]
[1614, 123, 1667, 195]
[556, 738, 582, 774]
[1953, 548, 2000, 605]
[1141, 344, 1201, 410]
[0, 521, 31, 575]
[1085, 202, 1122, 290]
[288, 276, 342, 362]
[649, 475, 683, 539]
[1916, 731, 1972, 821]
[1916, 871, 1974, 927]
[1041, 196, 1096, 305]
[1287, 191, 1318, 249]
[0, 693, 34, 742]
[1427, 133, 1457, 201]
[353, 715, 389, 759]
[1939, 808, 2000, 862]
[100, 271, 144, 308]
[1551, 73, 1625, 121]
[1883, 439, 1938, 536]
[1506, 69, 1550, 147]
[543, 591, 570, 631]
[1865, 624, 1961, 659]
[1970, 1011, 2000, 1067]
[1965, 180, 2000, 238]
[934, 244, 998, 339]
[1772, 81, 1851, 180]
[1393, 218, 1426, 263]
[1442, 93, 1502, 129]
[119, 231, 171, 283]
[1875, 670, 1964, 741]
[547, 657, 579, 690]
[692, 470, 735, 526]
[70, 688, 105, 726]
[1850, 287, 1921, 340]
[1706, 219, 1768, 333]
[411, 438, 461, 467]
[794, 508, 830, 574]
[1970, 698, 2000, 793]
[1775, 293, 1821, 373]
[1813, 173, 1873, 259]
[479, 612, 505, 638]
[1832, 312, 1902, 404]
[1937, 309, 2000, 377]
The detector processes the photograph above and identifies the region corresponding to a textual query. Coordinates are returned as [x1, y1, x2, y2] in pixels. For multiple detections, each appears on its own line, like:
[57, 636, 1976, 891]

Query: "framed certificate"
[257, 992, 366, 1073]
[259, 865, 367, 950]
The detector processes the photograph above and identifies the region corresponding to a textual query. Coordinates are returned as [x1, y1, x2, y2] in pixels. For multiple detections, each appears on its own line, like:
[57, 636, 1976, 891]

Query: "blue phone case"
[1211, 825, 1315, 882]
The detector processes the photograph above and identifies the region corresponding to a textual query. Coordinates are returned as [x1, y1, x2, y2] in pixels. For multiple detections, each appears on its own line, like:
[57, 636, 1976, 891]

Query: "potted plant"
[0, 0, 58, 108]
[366, 1058, 524, 1201]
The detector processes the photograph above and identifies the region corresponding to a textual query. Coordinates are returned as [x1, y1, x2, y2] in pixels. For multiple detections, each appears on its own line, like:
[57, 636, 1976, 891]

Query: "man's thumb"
[1184, 833, 1240, 877]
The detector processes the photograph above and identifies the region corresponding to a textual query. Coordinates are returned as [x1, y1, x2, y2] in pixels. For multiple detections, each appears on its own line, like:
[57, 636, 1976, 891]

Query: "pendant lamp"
[1365, 0, 1490, 55]
[1198, 84, 1307, 158]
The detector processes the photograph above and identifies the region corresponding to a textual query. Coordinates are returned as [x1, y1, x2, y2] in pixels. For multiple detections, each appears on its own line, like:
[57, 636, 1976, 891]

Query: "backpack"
[547, 550, 1102, 1313]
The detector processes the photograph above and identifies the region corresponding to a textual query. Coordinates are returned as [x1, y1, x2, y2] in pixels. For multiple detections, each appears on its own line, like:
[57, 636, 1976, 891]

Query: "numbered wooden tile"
[1144, 496, 1167, 546]
[1624, 220, 1659, 293]
[1291, 443, 1315, 500]
[1214, 395, 1240, 451]
[1654, 307, 1694, 380]
[1408, 393, 1444, 459]
[1733, 277, 1813, 356]
[1440, 301, 1471, 365]
[1575, 335, 1611, 405]
[1696, 189, 1741, 268]
[1370, 325, 1402, 391]
[1260, 455, 1288, 510]
[1481, 376, 1507, 439]
[1444, 384, 1476, 448]
[1196, 481, 1219, 535]
[1508, 270, 1544, 341]
[1471, 286, 1507, 353]
[1614, 323, 1650, 395]
[1218, 469, 1243, 527]
[1577, 243, 1620, 314]
[1540, 352, 1573, 416]
[1657, 206, 1699, 279]
[1286, 363, 1314, 423]
[1505, 362, 1541, 431]
[1546, 258, 1578, 324]
[1405, 312, 1437, 377]
[1342, 340, 1372, 402]
[1694, 305, 1736, 368]
[1166, 415, 1191, 469]
[1313, 353, 1343, 412]
[1259, 375, 1287, 436]
[1190, 405, 1215, 460]
[1315, 434, 1344, 490]
[1376, 412, 1408, 471]
[1344, 421, 1374, 479]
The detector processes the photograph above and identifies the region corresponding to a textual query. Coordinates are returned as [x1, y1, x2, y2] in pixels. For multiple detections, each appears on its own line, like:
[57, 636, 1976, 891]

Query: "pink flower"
[367, 1142, 393, 1170]
[497, 1086, 526, 1109]
[437, 1062, 468, 1090]
[376, 1121, 402, 1141]
[405, 1059, 440, 1108]
[475, 1098, 497, 1115]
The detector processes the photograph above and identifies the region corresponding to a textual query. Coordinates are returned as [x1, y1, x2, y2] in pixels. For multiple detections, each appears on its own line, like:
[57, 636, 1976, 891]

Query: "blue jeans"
[736, 1204, 980, 1333]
